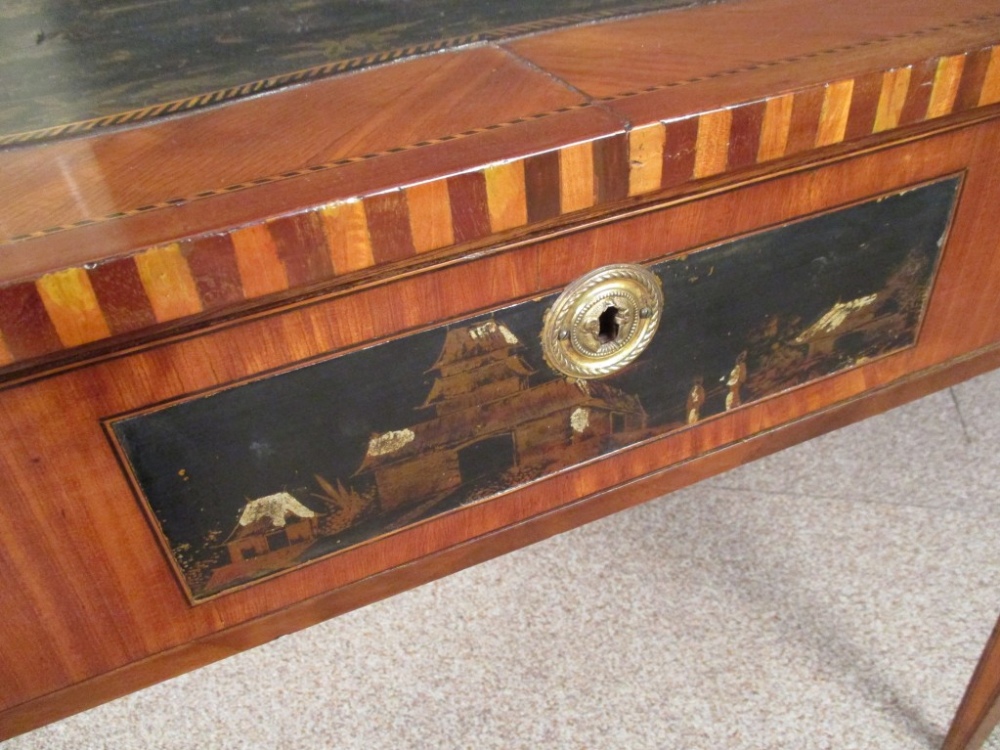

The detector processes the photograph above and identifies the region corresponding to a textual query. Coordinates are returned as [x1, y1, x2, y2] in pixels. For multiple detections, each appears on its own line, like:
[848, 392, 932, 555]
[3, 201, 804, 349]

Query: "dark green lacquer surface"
[111, 177, 959, 601]
[0, 0, 699, 141]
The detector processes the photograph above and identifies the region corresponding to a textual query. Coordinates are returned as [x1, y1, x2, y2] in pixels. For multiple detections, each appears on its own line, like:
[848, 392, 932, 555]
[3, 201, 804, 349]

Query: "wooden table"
[2, 1, 1000, 746]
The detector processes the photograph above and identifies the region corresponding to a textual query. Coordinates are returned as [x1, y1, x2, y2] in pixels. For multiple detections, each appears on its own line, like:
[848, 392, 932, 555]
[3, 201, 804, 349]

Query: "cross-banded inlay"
[1, 44, 998, 372]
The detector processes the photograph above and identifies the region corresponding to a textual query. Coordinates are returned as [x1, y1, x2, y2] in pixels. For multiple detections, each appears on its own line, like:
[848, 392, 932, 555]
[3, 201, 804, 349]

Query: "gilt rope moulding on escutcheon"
[107, 177, 959, 602]
[542, 263, 664, 380]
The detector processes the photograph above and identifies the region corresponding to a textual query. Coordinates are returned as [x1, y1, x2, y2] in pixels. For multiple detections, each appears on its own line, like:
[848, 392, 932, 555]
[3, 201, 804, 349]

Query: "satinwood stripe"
[815, 80, 854, 147]
[927, 55, 966, 119]
[319, 200, 376, 274]
[981, 47, 1000, 105]
[757, 94, 794, 162]
[35, 268, 111, 348]
[0, 332, 13, 367]
[134, 245, 204, 323]
[558, 142, 596, 213]
[484, 161, 529, 233]
[405, 181, 455, 253]
[874, 68, 912, 133]
[627, 124, 667, 197]
[694, 109, 732, 178]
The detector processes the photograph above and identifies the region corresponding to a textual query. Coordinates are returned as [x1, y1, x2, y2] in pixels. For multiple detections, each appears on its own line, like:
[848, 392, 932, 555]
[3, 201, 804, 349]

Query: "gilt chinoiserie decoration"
[107, 177, 958, 601]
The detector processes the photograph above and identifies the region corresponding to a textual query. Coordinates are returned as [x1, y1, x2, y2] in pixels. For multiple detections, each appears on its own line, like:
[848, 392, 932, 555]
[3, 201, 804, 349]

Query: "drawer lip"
[0, 117, 987, 392]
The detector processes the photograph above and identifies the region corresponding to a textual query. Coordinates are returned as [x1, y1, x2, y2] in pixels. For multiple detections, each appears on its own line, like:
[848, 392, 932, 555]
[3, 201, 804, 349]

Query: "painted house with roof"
[223, 491, 321, 563]
[354, 319, 648, 514]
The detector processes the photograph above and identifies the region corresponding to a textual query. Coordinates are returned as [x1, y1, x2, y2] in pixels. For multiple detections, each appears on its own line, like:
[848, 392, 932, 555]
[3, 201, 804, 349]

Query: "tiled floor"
[6, 370, 1000, 750]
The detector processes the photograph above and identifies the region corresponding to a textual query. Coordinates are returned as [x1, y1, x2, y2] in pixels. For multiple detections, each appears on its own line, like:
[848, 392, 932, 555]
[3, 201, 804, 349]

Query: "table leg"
[943, 613, 1000, 750]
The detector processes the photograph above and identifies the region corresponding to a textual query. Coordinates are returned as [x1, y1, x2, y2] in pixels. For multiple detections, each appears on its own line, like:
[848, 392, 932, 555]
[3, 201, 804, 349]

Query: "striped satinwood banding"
[628, 123, 666, 197]
[694, 109, 733, 179]
[35, 267, 111, 348]
[405, 181, 455, 253]
[230, 224, 289, 300]
[319, 199, 377, 273]
[133, 244, 204, 323]
[757, 94, 795, 162]
[928, 55, 967, 119]
[0, 283, 63, 361]
[484, 161, 529, 233]
[874, 68, 912, 133]
[523, 150, 563, 225]
[4, 42, 1000, 371]
[981, 47, 1000, 105]
[0, 331, 13, 367]
[558, 141, 596, 213]
[815, 79, 854, 147]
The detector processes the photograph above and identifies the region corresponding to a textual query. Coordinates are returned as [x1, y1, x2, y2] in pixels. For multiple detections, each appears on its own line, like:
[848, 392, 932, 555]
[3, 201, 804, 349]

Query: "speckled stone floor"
[6, 369, 1000, 750]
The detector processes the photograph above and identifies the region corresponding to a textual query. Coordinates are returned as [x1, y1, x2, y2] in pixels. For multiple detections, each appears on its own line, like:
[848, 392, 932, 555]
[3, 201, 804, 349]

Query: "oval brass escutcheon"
[542, 263, 664, 379]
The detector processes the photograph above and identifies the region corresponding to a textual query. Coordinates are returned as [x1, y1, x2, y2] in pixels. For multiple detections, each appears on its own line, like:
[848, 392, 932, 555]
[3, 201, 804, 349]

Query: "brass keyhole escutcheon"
[542, 263, 663, 380]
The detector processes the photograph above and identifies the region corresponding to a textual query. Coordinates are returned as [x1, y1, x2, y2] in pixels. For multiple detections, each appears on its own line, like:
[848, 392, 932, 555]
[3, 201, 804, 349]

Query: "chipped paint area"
[570, 407, 591, 433]
[238, 492, 315, 528]
[367, 428, 416, 457]
[796, 294, 878, 341]
[468, 320, 520, 345]
[499, 324, 520, 345]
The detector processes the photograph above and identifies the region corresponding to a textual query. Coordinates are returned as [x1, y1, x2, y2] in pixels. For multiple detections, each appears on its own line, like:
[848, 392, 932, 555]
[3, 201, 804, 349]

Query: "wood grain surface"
[4, 117, 1000, 737]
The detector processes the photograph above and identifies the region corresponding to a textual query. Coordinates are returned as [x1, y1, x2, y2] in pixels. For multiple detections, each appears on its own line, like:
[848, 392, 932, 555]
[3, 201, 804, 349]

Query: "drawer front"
[3, 120, 1000, 733]
[110, 177, 958, 602]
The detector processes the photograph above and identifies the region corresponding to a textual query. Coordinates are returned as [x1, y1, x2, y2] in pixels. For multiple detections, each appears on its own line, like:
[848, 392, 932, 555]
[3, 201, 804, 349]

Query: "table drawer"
[109, 175, 958, 603]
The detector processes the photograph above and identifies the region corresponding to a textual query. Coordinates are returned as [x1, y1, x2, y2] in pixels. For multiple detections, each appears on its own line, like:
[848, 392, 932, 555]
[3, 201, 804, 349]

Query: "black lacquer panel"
[110, 177, 959, 600]
[0, 0, 701, 139]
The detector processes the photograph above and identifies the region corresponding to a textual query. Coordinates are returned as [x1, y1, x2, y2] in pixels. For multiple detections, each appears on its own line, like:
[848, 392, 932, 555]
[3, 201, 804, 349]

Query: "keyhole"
[598, 305, 620, 343]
